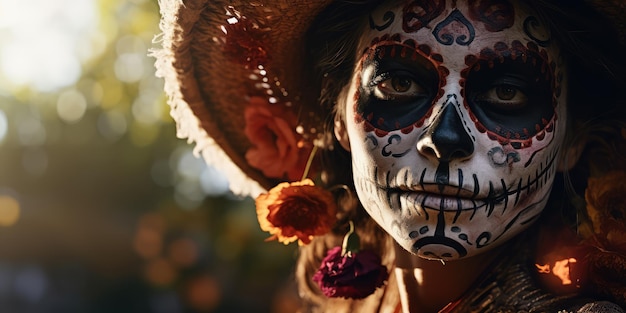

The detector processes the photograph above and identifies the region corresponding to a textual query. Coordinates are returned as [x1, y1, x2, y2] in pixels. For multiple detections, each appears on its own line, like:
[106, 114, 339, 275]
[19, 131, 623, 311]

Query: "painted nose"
[417, 100, 474, 162]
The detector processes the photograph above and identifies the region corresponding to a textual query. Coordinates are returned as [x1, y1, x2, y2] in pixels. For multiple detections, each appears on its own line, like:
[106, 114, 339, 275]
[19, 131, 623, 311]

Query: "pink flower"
[244, 97, 309, 181]
[312, 246, 388, 299]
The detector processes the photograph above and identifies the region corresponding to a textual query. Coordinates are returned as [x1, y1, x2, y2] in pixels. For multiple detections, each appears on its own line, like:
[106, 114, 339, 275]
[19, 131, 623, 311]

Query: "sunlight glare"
[56, 89, 87, 123]
[0, 0, 98, 92]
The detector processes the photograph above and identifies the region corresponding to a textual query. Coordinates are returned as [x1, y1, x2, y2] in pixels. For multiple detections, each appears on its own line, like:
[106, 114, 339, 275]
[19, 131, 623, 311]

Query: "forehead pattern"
[369, 0, 548, 56]
[359, 0, 560, 149]
[401, 0, 515, 35]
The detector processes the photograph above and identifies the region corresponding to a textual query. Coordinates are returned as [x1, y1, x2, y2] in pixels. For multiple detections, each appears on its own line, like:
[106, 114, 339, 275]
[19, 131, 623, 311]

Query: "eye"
[478, 84, 528, 110]
[373, 75, 426, 101]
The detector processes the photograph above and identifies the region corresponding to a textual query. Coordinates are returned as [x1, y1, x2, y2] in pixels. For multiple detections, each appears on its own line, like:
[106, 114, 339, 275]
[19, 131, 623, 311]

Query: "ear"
[334, 115, 351, 151]
[557, 139, 585, 172]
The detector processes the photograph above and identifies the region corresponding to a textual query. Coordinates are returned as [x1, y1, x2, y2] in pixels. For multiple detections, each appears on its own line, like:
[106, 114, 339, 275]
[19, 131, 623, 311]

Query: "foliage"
[0, 0, 296, 312]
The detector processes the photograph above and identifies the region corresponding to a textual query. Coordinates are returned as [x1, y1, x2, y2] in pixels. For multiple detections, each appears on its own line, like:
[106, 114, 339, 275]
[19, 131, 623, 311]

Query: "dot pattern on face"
[355, 35, 450, 136]
[462, 40, 558, 149]
[354, 34, 559, 149]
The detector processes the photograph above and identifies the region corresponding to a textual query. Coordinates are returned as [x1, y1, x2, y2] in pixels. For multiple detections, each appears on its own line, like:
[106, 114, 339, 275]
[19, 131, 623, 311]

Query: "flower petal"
[313, 247, 388, 299]
[255, 180, 337, 245]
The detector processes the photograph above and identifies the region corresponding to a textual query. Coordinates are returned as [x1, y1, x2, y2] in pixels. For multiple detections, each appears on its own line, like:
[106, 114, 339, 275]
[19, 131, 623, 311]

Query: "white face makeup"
[340, 0, 566, 260]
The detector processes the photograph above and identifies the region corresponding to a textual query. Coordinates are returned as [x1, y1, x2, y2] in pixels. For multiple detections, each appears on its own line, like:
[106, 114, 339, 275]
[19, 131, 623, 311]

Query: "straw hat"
[152, 0, 626, 197]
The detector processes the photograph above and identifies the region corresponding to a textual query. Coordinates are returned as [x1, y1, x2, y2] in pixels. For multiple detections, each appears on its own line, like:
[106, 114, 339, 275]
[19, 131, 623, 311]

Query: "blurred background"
[0, 0, 299, 312]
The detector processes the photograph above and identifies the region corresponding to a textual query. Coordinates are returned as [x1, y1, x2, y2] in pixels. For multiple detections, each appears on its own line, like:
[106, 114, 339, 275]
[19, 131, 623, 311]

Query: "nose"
[417, 99, 474, 162]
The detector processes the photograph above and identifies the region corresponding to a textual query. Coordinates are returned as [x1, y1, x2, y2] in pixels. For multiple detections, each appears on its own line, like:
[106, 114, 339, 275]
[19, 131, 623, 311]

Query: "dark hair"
[298, 2, 393, 311]
[526, 0, 626, 201]
[297, 1, 626, 311]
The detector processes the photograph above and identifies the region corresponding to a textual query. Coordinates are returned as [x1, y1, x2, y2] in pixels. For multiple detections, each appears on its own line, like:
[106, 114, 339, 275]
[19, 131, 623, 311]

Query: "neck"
[394, 243, 500, 313]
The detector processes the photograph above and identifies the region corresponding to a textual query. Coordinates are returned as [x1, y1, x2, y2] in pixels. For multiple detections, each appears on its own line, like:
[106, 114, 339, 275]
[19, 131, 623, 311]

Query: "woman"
[153, 0, 626, 311]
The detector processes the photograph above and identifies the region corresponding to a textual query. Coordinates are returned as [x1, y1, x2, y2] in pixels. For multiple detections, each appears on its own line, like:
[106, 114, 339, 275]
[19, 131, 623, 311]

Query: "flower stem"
[342, 221, 360, 256]
[300, 145, 318, 181]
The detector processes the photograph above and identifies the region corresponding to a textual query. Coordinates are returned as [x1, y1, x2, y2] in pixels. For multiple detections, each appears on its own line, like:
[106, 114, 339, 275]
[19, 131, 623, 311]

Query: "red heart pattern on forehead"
[399, 0, 515, 34]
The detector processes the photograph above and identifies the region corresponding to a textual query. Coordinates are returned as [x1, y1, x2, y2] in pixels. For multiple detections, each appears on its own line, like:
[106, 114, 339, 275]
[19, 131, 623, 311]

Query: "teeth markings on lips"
[457, 168, 464, 196]
[381, 148, 558, 219]
[453, 197, 463, 223]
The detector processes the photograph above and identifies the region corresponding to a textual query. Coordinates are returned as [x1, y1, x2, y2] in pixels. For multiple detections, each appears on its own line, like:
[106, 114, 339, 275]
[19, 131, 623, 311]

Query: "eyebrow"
[461, 40, 555, 80]
[362, 36, 446, 65]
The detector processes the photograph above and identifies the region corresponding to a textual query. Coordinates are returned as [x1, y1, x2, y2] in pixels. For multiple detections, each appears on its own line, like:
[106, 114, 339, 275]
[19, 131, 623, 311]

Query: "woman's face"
[338, 0, 567, 260]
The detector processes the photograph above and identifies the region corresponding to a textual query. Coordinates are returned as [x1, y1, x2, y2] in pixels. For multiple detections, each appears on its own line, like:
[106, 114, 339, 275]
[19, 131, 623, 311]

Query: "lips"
[397, 182, 478, 198]
[396, 190, 489, 212]
[387, 180, 512, 213]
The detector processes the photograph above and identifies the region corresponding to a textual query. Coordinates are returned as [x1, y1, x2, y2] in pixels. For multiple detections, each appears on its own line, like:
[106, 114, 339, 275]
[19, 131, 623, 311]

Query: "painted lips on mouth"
[399, 191, 488, 212]
[386, 183, 509, 213]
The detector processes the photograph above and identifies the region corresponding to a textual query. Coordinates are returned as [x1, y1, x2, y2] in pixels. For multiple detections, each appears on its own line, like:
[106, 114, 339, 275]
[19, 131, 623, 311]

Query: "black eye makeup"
[357, 44, 440, 132]
[372, 72, 427, 101]
[464, 43, 555, 141]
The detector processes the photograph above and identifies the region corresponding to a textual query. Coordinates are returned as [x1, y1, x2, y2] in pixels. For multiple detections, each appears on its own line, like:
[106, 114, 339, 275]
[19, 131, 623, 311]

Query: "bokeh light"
[14, 266, 47, 303]
[0, 0, 297, 312]
[134, 213, 166, 256]
[185, 274, 222, 312]
[0, 195, 20, 227]
[0, 110, 8, 144]
[0, 0, 98, 92]
[15, 113, 46, 147]
[56, 90, 88, 123]
[145, 258, 177, 287]
[97, 109, 129, 141]
[167, 238, 198, 268]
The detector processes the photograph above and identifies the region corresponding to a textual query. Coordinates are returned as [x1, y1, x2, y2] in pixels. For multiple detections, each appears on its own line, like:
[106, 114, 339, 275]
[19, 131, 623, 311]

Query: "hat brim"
[153, 0, 333, 196]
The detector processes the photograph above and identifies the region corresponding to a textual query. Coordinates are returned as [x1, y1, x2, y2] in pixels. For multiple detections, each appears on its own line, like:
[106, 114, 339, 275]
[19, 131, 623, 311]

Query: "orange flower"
[255, 179, 337, 245]
[244, 97, 310, 181]
[585, 171, 626, 249]
[583, 171, 626, 306]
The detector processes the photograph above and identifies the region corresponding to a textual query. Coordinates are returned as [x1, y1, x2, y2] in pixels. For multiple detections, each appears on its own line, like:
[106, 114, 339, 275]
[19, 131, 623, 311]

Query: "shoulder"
[575, 301, 624, 313]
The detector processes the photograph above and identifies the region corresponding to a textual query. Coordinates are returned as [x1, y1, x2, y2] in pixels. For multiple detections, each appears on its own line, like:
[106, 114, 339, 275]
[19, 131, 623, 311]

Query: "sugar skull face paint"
[341, 0, 566, 260]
